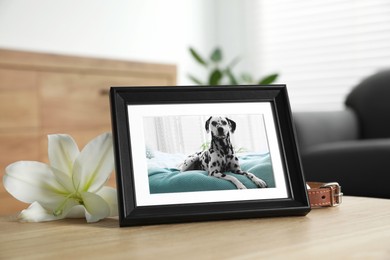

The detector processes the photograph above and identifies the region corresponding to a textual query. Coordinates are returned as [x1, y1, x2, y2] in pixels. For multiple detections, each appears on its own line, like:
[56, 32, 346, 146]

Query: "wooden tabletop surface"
[1, 196, 390, 259]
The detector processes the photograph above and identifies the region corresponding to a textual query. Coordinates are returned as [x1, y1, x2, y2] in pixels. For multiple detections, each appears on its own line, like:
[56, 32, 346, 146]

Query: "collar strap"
[307, 182, 343, 208]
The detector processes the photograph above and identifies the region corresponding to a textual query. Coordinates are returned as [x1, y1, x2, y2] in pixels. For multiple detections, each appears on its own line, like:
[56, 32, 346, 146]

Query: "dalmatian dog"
[180, 116, 268, 189]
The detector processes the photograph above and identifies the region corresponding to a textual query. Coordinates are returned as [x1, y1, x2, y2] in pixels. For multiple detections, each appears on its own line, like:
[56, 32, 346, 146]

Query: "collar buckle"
[320, 182, 343, 206]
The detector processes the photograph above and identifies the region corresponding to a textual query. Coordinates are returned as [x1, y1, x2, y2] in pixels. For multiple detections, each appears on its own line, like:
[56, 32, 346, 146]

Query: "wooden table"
[1, 196, 389, 259]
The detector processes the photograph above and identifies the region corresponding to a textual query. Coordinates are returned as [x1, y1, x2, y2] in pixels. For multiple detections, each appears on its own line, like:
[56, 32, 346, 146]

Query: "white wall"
[214, 0, 259, 78]
[3, 1, 386, 111]
[0, 0, 218, 85]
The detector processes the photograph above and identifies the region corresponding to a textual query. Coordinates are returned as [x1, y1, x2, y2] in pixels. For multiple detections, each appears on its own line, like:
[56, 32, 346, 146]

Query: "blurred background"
[1, 0, 390, 213]
[144, 115, 269, 155]
[1, 0, 389, 111]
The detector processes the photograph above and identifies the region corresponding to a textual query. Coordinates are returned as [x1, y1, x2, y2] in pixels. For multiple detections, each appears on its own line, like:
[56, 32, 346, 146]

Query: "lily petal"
[4, 161, 67, 206]
[80, 191, 111, 223]
[51, 167, 76, 193]
[52, 196, 80, 218]
[96, 186, 118, 217]
[66, 205, 87, 219]
[73, 133, 114, 193]
[18, 202, 63, 222]
[48, 134, 79, 177]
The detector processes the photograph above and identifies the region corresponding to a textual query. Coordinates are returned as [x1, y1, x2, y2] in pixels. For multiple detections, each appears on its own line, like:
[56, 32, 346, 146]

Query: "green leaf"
[234, 147, 248, 154]
[200, 142, 210, 151]
[188, 74, 204, 85]
[227, 57, 241, 68]
[258, 73, 278, 85]
[189, 47, 208, 67]
[210, 47, 222, 63]
[225, 68, 238, 85]
[241, 73, 253, 84]
[209, 69, 223, 85]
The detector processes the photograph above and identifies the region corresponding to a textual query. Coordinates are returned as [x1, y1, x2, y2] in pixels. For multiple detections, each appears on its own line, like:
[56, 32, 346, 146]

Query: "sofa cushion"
[301, 139, 390, 198]
[294, 109, 359, 151]
[346, 69, 390, 139]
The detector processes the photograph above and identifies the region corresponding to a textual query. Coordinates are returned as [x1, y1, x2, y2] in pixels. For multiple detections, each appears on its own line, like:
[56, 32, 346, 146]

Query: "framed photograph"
[110, 85, 310, 227]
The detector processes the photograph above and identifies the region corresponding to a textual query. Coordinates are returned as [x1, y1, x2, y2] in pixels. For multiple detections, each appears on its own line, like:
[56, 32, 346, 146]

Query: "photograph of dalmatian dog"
[180, 116, 268, 189]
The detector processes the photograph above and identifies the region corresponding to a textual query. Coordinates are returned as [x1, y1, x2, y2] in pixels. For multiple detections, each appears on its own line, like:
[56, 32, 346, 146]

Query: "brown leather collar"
[307, 182, 343, 208]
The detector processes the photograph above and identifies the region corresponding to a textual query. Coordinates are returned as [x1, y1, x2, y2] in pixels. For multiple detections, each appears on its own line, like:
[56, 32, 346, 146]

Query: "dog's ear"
[205, 116, 212, 133]
[226, 118, 236, 133]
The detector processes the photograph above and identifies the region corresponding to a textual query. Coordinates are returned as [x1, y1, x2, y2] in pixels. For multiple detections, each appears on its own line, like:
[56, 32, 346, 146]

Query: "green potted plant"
[188, 46, 278, 86]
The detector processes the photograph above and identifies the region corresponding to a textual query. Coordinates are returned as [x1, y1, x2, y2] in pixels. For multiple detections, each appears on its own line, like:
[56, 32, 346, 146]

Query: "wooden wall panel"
[0, 49, 176, 215]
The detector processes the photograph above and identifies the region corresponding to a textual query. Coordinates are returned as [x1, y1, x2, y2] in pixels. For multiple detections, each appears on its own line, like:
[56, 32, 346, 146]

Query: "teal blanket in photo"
[148, 153, 275, 194]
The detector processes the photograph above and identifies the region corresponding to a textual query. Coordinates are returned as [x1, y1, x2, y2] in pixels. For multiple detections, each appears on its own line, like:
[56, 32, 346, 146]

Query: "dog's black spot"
[210, 170, 219, 176]
[234, 164, 238, 168]
[194, 160, 202, 169]
[212, 162, 217, 167]
[221, 173, 226, 177]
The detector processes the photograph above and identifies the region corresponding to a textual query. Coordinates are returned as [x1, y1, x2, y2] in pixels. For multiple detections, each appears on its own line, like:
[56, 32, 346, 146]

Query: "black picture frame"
[110, 85, 310, 227]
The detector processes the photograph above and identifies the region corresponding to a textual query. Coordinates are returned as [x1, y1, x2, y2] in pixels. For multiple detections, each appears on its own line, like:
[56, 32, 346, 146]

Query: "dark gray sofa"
[294, 70, 390, 199]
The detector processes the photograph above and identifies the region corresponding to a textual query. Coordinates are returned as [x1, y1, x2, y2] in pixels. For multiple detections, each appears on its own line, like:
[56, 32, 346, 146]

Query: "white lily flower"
[3, 133, 118, 223]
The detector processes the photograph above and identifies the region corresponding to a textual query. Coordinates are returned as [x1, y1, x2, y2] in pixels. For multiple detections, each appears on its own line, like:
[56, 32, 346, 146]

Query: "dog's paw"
[236, 183, 247, 190]
[244, 171, 268, 188]
[254, 177, 268, 188]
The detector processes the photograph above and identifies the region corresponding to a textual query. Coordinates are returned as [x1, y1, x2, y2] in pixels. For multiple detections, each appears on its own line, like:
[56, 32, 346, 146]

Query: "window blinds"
[250, 0, 390, 111]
